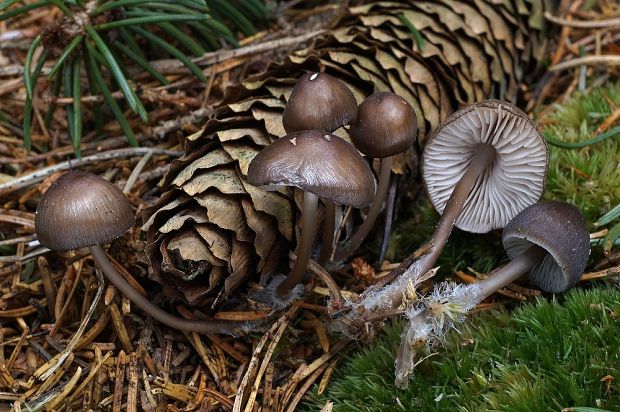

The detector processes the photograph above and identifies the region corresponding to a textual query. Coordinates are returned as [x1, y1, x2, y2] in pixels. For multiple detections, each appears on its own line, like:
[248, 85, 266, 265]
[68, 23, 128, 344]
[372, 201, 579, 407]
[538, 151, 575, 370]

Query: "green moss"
[543, 82, 620, 223]
[305, 287, 620, 411]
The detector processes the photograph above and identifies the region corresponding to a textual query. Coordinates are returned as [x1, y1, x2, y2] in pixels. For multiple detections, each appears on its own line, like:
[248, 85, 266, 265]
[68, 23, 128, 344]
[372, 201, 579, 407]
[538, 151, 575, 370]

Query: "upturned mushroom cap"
[502, 201, 590, 293]
[247, 130, 376, 208]
[35, 171, 135, 251]
[282, 72, 358, 134]
[423, 100, 548, 233]
[350, 92, 417, 158]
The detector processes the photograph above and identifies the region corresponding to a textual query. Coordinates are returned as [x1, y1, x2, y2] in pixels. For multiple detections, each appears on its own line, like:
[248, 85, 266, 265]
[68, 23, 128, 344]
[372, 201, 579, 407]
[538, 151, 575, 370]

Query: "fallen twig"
[0, 147, 182, 196]
[544, 11, 620, 29]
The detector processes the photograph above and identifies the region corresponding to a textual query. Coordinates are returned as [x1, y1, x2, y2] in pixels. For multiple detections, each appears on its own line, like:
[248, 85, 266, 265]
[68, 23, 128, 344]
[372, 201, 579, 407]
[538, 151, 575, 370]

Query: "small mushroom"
[338, 91, 417, 259]
[282, 72, 359, 266]
[411, 100, 547, 279]
[478, 201, 590, 298]
[35, 171, 248, 334]
[282, 72, 358, 134]
[247, 130, 375, 299]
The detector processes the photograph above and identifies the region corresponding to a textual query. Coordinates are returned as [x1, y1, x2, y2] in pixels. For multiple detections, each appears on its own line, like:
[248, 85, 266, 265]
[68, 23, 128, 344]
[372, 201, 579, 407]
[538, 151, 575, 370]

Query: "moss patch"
[305, 287, 620, 411]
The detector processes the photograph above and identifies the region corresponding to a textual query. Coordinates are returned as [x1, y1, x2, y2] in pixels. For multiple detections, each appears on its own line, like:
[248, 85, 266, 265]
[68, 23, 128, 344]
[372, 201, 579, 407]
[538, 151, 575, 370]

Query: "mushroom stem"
[89, 244, 247, 334]
[424, 143, 496, 265]
[477, 245, 547, 300]
[337, 156, 393, 260]
[318, 201, 336, 266]
[277, 191, 319, 296]
[379, 176, 398, 264]
[361, 143, 497, 312]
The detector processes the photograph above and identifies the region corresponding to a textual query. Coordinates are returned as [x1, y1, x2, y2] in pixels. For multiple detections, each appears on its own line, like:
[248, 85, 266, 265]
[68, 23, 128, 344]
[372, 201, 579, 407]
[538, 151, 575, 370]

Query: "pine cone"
[142, 0, 549, 306]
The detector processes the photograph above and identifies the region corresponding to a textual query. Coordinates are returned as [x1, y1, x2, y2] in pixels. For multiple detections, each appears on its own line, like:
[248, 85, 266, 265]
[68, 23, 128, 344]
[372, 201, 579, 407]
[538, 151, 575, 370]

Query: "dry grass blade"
[0, 147, 182, 196]
[38, 269, 104, 381]
[112, 351, 126, 411]
[127, 352, 139, 412]
[44, 365, 82, 410]
[65, 351, 113, 406]
[243, 311, 291, 412]
[284, 363, 329, 412]
[37, 256, 57, 320]
[109, 302, 134, 353]
[233, 306, 299, 412]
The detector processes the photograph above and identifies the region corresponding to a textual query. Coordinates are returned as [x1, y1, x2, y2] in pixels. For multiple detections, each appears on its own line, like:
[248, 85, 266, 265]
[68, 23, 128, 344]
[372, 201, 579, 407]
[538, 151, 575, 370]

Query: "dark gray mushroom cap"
[282, 72, 358, 134]
[350, 92, 417, 158]
[423, 100, 548, 233]
[35, 171, 135, 251]
[247, 130, 376, 208]
[502, 201, 590, 293]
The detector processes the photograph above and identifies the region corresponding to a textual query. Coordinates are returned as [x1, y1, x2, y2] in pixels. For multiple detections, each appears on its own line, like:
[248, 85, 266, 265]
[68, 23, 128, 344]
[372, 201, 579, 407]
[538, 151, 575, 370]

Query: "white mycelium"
[423, 102, 547, 233]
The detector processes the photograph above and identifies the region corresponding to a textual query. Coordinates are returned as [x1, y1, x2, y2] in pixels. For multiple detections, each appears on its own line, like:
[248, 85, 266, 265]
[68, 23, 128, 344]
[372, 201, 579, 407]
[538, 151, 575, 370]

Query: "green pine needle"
[85, 43, 139, 147]
[86, 25, 148, 122]
[22, 48, 48, 151]
[0, 0, 46, 21]
[130, 26, 208, 82]
[93, 14, 212, 31]
[71, 59, 82, 157]
[0, 0, 22, 11]
[112, 41, 169, 85]
[23, 35, 42, 99]
[47, 34, 84, 78]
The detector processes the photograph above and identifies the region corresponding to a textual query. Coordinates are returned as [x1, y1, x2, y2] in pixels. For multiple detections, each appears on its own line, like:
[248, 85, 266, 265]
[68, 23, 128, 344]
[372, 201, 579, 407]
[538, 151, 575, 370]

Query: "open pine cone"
[142, 0, 549, 306]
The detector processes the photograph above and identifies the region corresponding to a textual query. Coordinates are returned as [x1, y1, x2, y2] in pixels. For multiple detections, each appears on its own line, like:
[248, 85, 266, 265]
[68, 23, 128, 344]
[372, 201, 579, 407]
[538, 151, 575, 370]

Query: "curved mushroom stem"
[318, 201, 336, 266]
[90, 244, 249, 334]
[477, 245, 546, 300]
[355, 144, 497, 314]
[336, 156, 394, 261]
[421, 143, 496, 269]
[277, 191, 319, 296]
[391, 144, 496, 284]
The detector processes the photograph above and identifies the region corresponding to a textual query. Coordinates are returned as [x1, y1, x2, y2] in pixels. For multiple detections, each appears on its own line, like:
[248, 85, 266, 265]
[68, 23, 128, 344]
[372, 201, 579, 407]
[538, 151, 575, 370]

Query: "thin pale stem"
[277, 191, 319, 296]
[90, 244, 247, 334]
[360, 143, 497, 311]
[379, 175, 398, 264]
[337, 156, 393, 260]
[478, 245, 547, 300]
[318, 201, 336, 266]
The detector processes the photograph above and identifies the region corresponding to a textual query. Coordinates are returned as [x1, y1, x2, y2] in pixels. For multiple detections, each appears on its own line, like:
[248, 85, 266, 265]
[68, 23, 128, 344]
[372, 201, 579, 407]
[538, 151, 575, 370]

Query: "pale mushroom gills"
[423, 100, 548, 233]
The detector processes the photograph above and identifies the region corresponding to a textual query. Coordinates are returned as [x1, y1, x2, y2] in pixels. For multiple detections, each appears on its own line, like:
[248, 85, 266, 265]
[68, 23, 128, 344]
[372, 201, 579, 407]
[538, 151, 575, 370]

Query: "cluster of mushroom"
[32, 73, 592, 358]
[246, 72, 418, 306]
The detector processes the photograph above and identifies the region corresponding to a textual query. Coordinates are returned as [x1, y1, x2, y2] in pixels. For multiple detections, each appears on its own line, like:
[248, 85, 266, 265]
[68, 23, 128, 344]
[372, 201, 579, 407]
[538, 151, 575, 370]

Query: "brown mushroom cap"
[502, 201, 590, 293]
[282, 72, 358, 134]
[35, 171, 135, 251]
[350, 92, 417, 158]
[247, 130, 376, 208]
[423, 100, 548, 233]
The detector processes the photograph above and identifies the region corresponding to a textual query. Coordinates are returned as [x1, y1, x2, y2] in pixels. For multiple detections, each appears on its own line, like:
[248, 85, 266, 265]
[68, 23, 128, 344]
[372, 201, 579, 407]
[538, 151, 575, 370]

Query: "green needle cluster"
[2, 0, 268, 156]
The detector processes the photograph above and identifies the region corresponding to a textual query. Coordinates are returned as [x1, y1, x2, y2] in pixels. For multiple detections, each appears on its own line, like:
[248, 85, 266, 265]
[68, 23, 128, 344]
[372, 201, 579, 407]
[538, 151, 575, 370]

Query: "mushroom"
[282, 72, 358, 134]
[35, 171, 249, 334]
[392, 201, 590, 389]
[282, 72, 359, 265]
[478, 201, 590, 298]
[349, 100, 548, 316]
[337, 91, 417, 260]
[247, 130, 375, 300]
